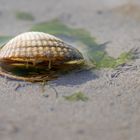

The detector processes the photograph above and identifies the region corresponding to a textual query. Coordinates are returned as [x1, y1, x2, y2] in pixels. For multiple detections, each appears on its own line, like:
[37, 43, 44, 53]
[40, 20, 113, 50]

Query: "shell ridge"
[0, 32, 83, 63]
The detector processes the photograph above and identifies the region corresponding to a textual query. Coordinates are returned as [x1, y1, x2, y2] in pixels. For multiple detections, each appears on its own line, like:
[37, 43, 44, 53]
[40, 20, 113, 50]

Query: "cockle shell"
[0, 32, 83, 65]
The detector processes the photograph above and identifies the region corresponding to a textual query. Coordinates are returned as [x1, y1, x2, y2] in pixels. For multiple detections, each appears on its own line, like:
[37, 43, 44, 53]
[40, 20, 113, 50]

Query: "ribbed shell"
[0, 32, 83, 63]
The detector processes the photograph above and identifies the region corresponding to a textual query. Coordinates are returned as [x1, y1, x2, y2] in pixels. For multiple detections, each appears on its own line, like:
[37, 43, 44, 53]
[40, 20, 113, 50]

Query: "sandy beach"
[0, 0, 140, 140]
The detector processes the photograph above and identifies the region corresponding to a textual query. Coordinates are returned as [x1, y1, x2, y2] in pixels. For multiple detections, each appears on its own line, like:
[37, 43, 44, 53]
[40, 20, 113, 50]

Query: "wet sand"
[0, 0, 140, 140]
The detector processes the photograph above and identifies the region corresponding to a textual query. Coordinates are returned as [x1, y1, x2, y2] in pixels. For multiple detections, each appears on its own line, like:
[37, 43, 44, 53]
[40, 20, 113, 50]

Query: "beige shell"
[0, 32, 83, 65]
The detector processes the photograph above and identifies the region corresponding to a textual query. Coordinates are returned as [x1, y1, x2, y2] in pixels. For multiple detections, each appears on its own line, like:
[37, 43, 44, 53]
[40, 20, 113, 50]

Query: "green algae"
[115, 52, 133, 66]
[93, 52, 132, 69]
[0, 36, 12, 47]
[15, 11, 35, 21]
[31, 19, 133, 69]
[31, 19, 97, 48]
[64, 92, 89, 102]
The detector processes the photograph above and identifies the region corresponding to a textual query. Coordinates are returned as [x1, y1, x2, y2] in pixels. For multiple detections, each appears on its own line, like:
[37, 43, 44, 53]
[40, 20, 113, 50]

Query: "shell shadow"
[51, 69, 98, 86]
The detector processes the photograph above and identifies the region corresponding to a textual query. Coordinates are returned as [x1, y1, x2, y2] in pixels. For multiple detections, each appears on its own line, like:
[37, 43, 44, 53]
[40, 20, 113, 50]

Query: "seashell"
[0, 32, 84, 82]
[0, 32, 83, 66]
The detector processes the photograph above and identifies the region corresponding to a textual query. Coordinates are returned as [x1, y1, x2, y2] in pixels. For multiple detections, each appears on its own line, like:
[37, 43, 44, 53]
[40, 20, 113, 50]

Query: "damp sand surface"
[1, 0, 140, 140]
